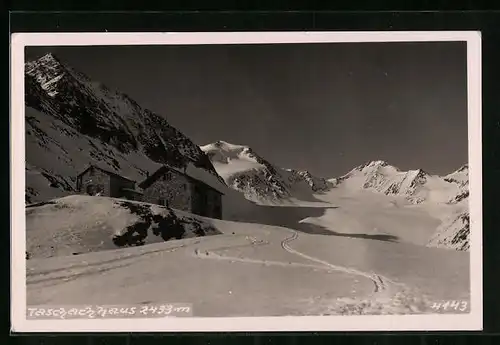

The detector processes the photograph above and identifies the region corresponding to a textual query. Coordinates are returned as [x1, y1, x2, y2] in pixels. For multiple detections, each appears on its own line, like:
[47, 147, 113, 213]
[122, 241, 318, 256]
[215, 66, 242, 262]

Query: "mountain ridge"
[25, 53, 225, 204]
[201, 139, 468, 207]
[200, 141, 334, 204]
[330, 159, 468, 205]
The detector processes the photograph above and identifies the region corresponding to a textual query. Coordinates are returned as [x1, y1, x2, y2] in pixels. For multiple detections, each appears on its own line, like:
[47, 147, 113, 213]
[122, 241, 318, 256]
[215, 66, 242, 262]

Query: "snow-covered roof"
[138, 165, 224, 195]
[77, 164, 136, 183]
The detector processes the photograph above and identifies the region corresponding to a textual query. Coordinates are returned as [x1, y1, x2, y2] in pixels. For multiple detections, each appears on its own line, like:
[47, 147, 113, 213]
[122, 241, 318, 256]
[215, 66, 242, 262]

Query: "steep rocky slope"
[25, 53, 224, 204]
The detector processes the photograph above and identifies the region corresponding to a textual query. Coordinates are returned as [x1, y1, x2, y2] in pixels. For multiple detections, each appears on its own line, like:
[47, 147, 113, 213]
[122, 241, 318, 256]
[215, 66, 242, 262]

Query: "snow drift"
[25, 195, 221, 259]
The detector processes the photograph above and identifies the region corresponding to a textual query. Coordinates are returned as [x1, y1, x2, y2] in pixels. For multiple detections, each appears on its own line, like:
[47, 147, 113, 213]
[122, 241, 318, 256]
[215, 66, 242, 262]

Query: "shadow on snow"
[231, 204, 399, 243]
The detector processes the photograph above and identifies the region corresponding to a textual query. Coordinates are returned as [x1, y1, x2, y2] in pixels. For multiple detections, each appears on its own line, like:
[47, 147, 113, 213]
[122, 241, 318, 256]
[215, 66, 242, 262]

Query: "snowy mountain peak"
[202, 141, 253, 153]
[212, 140, 248, 150]
[411, 168, 429, 178]
[354, 160, 399, 172]
[368, 160, 389, 167]
[201, 140, 333, 204]
[25, 53, 68, 97]
[346, 160, 401, 180]
[38, 52, 60, 63]
[25, 53, 66, 74]
[444, 164, 469, 188]
[455, 164, 469, 174]
[200, 141, 256, 165]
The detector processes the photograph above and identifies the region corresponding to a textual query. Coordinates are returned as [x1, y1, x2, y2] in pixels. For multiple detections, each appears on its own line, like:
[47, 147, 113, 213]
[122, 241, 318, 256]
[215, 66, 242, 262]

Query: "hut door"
[194, 185, 208, 217]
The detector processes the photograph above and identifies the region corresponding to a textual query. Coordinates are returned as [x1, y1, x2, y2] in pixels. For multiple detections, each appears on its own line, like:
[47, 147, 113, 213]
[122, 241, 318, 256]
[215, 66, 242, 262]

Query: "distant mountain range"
[331, 160, 468, 205]
[201, 142, 468, 207]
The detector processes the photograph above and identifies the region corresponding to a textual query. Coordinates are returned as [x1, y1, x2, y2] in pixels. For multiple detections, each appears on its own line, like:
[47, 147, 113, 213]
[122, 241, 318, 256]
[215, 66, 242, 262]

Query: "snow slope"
[200, 141, 334, 204]
[426, 196, 470, 251]
[25, 53, 225, 204]
[26, 195, 470, 316]
[25, 195, 221, 259]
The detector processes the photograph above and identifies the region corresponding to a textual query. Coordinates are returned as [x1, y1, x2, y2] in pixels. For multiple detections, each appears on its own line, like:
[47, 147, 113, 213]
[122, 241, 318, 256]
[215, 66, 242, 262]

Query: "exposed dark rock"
[25, 53, 225, 202]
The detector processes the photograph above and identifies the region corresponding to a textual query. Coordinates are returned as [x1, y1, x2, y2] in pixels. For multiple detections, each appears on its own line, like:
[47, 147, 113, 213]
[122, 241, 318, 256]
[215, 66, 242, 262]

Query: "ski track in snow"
[192, 231, 385, 290]
[189, 227, 436, 315]
[280, 230, 389, 294]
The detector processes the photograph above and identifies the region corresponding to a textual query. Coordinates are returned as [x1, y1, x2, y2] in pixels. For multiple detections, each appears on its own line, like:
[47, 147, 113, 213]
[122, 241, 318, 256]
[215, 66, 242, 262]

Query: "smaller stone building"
[76, 164, 143, 201]
[138, 165, 223, 219]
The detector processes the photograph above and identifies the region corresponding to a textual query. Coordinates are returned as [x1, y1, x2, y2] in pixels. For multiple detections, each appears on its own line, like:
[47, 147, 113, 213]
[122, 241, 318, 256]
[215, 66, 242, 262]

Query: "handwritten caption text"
[26, 303, 193, 319]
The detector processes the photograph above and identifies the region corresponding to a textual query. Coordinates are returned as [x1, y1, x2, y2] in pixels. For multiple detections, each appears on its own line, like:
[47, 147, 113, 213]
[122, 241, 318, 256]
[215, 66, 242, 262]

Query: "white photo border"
[10, 31, 483, 332]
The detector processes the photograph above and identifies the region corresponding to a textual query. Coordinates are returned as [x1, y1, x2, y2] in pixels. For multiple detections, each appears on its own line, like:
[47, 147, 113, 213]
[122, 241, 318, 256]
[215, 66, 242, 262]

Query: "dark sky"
[26, 42, 468, 177]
